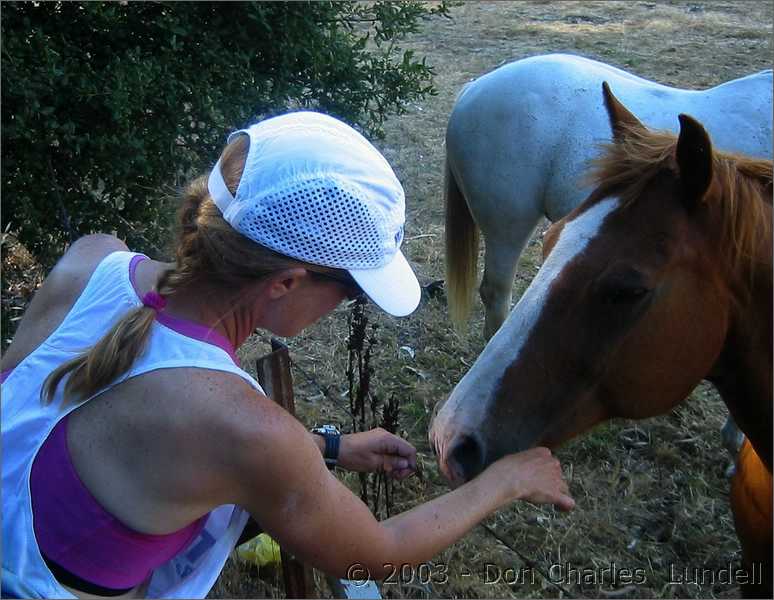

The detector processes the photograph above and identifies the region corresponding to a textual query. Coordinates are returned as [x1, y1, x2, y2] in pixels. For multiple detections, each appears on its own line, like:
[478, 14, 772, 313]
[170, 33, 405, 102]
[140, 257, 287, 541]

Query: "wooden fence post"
[256, 339, 315, 599]
[256, 338, 382, 600]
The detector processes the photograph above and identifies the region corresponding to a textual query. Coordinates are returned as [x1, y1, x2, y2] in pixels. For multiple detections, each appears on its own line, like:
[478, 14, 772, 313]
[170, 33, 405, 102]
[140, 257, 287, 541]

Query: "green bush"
[1, 1, 452, 267]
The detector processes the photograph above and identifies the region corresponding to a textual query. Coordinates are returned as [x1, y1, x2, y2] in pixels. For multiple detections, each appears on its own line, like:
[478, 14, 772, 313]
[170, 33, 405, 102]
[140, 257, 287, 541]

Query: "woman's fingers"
[380, 454, 413, 474]
[381, 432, 417, 462]
[391, 468, 415, 481]
[556, 494, 576, 511]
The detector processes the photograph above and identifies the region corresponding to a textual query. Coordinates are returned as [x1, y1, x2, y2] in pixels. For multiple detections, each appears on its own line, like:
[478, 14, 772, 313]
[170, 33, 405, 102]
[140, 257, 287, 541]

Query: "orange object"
[730, 439, 772, 597]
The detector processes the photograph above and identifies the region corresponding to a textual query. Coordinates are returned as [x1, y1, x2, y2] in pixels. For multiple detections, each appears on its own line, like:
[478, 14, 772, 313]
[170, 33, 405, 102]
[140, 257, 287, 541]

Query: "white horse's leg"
[480, 231, 534, 340]
[721, 415, 745, 478]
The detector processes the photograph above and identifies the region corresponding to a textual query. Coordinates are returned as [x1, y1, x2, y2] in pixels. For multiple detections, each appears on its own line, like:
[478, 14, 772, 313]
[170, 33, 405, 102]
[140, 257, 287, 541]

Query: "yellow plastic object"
[236, 533, 282, 567]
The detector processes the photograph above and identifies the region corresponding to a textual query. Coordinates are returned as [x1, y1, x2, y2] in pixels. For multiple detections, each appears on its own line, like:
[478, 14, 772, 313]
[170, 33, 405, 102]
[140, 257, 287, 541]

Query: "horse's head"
[430, 83, 772, 485]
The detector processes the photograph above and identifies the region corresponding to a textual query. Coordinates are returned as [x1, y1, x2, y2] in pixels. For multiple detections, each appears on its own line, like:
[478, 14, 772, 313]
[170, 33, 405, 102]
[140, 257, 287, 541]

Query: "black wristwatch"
[311, 424, 341, 469]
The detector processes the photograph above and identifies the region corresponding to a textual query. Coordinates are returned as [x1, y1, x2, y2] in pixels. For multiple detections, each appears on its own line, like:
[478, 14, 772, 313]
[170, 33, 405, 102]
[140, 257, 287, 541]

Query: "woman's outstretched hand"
[480, 447, 575, 512]
[338, 428, 417, 480]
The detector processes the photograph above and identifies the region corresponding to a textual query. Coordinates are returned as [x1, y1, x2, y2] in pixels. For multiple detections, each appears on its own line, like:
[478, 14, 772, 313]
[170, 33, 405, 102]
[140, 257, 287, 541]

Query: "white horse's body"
[446, 53, 773, 337]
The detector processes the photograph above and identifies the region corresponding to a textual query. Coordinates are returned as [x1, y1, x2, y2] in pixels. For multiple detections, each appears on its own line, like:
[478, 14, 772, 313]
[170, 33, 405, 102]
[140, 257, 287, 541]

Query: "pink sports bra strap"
[128, 253, 146, 284]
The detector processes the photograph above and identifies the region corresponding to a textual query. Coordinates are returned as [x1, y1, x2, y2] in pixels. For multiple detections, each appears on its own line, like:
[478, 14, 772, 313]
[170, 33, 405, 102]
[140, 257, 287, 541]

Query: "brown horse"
[431, 83, 772, 596]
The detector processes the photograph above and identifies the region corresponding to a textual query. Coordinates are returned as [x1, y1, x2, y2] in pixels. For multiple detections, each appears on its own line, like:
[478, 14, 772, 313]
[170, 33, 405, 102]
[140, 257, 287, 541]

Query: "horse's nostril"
[448, 434, 485, 482]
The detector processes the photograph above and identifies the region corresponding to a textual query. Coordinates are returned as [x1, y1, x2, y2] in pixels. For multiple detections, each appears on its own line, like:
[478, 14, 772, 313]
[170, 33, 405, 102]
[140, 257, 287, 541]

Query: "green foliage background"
[2, 1, 452, 267]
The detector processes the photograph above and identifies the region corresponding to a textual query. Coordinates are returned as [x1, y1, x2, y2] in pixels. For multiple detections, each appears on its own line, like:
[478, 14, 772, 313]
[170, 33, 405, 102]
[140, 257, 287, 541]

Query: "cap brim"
[348, 250, 421, 317]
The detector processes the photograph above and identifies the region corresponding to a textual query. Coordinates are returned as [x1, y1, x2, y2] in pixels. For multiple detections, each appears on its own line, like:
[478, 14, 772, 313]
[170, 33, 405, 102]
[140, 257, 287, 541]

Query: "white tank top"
[2, 251, 265, 598]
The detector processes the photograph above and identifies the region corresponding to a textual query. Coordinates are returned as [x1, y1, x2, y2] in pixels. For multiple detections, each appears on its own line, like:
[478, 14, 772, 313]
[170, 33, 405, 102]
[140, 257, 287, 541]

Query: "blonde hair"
[43, 134, 348, 405]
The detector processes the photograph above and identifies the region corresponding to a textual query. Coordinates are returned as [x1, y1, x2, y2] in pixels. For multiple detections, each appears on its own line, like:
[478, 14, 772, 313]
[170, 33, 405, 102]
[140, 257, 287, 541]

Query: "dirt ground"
[211, 2, 772, 599]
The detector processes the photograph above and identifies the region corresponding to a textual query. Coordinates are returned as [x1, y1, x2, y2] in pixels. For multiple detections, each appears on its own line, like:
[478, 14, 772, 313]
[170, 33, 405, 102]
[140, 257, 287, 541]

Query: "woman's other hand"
[338, 428, 417, 479]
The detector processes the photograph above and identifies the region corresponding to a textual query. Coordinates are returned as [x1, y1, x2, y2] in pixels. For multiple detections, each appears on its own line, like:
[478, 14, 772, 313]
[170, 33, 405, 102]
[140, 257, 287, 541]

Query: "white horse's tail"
[445, 158, 479, 331]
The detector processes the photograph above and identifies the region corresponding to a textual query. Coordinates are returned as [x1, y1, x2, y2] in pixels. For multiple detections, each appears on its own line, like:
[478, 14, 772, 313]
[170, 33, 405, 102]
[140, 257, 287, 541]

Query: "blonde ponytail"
[42, 306, 158, 404]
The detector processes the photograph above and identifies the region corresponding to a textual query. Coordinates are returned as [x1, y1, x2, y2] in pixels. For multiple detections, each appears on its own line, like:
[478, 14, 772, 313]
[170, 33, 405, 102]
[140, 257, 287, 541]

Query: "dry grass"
[3, 2, 770, 599]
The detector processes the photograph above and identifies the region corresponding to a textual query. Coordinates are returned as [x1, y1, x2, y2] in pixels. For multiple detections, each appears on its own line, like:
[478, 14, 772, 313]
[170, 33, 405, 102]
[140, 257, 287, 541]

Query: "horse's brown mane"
[590, 123, 773, 273]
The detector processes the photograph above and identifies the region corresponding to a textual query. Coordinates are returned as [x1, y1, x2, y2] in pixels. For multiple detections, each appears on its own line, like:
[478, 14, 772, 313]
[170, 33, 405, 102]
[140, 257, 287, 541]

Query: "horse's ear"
[675, 114, 714, 208]
[602, 81, 646, 141]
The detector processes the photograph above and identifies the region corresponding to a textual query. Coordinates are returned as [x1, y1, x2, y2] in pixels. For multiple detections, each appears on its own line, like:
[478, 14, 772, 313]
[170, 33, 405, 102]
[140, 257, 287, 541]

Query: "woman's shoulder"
[158, 366, 325, 511]
[167, 366, 297, 439]
[125, 365, 297, 454]
[160, 366, 308, 483]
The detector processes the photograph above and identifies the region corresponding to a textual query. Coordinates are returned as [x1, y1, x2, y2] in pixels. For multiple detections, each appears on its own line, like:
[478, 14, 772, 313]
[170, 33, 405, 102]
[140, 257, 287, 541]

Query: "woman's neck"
[142, 261, 262, 351]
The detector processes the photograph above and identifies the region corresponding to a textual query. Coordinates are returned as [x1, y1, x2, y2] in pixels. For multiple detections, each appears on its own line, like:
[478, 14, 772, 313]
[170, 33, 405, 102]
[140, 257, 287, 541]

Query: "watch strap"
[323, 433, 340, 468]
[312, 425, 341, 469]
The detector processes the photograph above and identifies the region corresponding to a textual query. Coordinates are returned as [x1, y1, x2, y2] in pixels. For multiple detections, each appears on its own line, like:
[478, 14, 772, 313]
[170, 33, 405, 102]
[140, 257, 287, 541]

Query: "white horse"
[445, 53, 773, 339]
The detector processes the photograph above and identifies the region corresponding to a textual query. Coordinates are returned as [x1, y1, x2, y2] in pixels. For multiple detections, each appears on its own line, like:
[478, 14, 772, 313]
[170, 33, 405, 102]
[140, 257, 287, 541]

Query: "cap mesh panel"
[235, 177, 391, 269]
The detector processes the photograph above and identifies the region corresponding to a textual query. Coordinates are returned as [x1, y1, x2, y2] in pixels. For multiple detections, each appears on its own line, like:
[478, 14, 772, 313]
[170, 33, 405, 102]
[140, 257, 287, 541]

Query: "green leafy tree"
[1, 1, 453, 266]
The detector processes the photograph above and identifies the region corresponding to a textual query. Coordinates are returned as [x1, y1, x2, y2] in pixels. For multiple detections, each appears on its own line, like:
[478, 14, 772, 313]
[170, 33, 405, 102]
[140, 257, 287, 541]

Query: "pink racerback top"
[10, 254, 240, 593]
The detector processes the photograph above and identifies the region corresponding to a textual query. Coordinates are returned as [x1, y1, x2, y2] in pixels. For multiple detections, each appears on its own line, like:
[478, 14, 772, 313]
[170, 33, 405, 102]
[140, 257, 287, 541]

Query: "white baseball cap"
[207, 111, 421, 317]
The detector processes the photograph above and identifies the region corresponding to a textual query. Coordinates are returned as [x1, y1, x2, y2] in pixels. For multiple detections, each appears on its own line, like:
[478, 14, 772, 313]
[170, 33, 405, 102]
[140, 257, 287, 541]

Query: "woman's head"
[161, 133, 353, 305]
[206, 111, 421, 317]
[44, 112, 419, 405]
[165, 111, 423, 329]
[158, 132, 360, 336]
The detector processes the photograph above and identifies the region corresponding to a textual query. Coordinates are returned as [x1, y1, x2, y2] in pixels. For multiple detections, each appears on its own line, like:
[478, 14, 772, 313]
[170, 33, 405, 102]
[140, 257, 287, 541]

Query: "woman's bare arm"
[216, 381, 573, 580]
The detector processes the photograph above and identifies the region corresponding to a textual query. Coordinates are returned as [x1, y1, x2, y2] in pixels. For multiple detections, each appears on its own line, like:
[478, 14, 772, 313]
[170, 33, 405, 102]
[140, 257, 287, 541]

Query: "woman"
[1, 112, 574, 598]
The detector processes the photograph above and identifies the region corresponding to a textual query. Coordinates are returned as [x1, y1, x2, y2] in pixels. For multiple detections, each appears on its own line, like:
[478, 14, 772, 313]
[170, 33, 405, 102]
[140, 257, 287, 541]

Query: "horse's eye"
[603, 285, 650, 304]
[597, 269, 652, 305]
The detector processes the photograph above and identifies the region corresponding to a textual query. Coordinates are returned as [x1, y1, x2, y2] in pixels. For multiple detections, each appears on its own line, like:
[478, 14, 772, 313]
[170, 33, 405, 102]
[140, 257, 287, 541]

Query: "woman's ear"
[264, 268, 310, 300]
